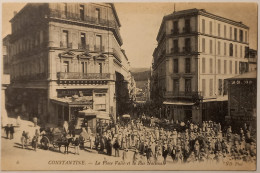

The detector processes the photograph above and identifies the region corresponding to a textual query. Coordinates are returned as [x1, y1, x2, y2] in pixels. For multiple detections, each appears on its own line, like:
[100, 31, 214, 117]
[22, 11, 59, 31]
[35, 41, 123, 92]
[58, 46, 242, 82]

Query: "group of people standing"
[89, 118, 256, 165]
[4, 124, 15, 140]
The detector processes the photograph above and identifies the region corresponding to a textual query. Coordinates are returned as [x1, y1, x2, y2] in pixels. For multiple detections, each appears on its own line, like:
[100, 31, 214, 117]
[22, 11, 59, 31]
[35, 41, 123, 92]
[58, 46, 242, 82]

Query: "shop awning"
[163, 101, 195, 106]
[78, 108, 97, 115]
[79, 109, 110, 120]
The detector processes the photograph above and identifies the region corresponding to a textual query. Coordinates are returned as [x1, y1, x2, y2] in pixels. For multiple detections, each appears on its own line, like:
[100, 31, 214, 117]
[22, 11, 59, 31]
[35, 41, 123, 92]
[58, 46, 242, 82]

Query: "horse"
[56, 136, 74, 154]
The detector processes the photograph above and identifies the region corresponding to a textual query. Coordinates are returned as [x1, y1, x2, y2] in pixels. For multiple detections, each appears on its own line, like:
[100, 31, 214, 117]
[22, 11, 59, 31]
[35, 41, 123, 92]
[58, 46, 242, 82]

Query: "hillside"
[131, 67, 151, 89]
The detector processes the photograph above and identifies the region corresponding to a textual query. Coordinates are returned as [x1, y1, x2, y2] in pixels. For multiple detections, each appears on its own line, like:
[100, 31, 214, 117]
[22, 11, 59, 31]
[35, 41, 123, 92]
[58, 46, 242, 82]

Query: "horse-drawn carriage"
[40, 127, 74, 153]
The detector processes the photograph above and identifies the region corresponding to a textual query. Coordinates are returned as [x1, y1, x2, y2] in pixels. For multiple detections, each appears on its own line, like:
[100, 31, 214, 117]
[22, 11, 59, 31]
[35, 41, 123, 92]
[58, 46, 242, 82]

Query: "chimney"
[14, 11, 17, 16]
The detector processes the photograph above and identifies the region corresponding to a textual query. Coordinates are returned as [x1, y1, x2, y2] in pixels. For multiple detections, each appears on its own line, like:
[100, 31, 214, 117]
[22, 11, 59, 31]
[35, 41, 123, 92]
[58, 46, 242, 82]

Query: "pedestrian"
[113, 139, 120, 157]
[9, 124, 14, 140]
[4, 124, 10, 139]
[33, 116, 38, 127]
[162, 142, 168, 164]
[132, 149, 140, 165]
[74, 137, 80, 155]
[106, 138, 112, 156]
[16, 115, 21, 127]
[122, 148, 129, 161]
[79, 133, 85, 150]
[32, 135, 38, 151]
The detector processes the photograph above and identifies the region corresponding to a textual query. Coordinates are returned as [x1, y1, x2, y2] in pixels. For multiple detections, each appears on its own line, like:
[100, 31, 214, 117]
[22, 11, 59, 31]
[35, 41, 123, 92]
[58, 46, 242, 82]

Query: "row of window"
[12, 30, 104, 56]
[172, 38, 191, 53]
[172, 57, 248, 75]
[62, 60, 103, 74]
[173, 58, 191, 74]
[172, 78, 192, 95]
[202, 58, 240, 75]
[61, 3, 101, 22]
[201, 38, 249, 58]
[171, 78, 229, 97]
[172, 18, 191, 34]
[201, 19, 248, 42]
[201, 78, 228, 97]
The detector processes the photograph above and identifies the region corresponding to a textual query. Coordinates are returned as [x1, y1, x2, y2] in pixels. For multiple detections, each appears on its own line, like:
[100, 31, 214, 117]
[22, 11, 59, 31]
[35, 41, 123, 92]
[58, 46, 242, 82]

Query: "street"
[1, 117, 256, 171]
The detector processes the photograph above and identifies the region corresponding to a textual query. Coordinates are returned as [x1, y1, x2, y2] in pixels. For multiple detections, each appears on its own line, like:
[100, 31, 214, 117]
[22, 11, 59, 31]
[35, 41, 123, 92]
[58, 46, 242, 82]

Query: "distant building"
[8, 3, 131, 125]
[152, 8, 250, 124]
[225, 70, 257, 132]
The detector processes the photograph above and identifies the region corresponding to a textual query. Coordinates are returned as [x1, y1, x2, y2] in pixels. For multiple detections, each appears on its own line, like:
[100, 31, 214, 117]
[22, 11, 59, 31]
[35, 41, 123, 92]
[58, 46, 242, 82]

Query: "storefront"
[163, 101, 197, 123]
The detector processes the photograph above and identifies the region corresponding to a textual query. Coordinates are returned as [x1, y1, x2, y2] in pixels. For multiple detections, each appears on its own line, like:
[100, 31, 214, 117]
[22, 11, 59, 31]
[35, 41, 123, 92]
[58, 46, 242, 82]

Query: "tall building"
[2, 35, 11, 127]
[8, 3, 131, 125]
[151, 8, 250, 124]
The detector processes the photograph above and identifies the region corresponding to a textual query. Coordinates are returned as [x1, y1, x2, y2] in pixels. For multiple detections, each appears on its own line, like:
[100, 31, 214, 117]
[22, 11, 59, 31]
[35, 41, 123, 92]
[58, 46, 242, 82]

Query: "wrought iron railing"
[57, 72, 114, 80]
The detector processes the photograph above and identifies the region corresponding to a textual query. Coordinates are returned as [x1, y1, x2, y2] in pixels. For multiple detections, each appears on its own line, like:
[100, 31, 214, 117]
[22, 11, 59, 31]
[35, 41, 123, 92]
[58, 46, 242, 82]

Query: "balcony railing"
[183, 27, 192, 34]
[171, 47, 180, 53]
[183, 46, 191, 53]
[78, 44, 89, 50]
[164, 91, 201, 98]
[171, 29, 179, 35]
[57, 72, 113, 80]
[49, 9, 123, 46]
[60, 41, 72, 48]
[94, 45, 105, 52]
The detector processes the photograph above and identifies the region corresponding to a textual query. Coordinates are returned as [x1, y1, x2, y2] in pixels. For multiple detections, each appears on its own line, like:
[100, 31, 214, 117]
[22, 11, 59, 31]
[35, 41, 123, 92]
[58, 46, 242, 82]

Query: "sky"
[2, 2, 258, 68]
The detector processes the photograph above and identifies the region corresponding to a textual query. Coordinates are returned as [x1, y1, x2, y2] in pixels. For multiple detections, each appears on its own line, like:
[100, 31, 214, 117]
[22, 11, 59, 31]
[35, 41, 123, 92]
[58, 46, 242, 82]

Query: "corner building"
[152, 9, 249, 124]
[9, 3, 131, 125]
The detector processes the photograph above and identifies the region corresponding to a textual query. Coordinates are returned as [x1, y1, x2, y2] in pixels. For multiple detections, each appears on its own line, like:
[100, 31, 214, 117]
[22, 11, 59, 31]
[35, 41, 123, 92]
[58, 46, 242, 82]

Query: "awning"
[78, 108, 97, 116]
[163, 101, 194, 106]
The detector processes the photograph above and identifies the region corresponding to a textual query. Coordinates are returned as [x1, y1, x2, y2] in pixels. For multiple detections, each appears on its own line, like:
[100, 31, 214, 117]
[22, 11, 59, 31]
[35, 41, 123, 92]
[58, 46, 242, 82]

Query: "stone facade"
[152, 8, 250, 124]
[8, 3, 131, 125]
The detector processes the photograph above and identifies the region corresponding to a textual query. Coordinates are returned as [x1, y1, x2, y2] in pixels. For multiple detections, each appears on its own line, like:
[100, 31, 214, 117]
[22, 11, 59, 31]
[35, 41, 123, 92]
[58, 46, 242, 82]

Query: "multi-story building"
[2, 35, 11, 127]
[151, 8, 250, 124]
[8, 3, 131, 125]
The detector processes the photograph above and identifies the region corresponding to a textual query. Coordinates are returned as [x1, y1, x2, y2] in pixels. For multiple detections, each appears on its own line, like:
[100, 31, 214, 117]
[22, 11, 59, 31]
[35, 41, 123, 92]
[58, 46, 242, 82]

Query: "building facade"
[151, 8, 250, 124]
[2, 35, 11, 127]
[8, 3, 131, 125]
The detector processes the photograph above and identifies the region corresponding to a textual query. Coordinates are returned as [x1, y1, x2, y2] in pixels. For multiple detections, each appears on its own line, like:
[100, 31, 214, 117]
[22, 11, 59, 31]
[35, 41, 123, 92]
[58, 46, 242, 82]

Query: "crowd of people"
[89, 117, 256, 165]
[4, 114, 256, 166]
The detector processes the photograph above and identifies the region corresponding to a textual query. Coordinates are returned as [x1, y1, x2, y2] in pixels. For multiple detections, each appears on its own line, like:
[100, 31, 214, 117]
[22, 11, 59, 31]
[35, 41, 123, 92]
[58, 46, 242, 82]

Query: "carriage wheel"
[41, 136, 50, 150]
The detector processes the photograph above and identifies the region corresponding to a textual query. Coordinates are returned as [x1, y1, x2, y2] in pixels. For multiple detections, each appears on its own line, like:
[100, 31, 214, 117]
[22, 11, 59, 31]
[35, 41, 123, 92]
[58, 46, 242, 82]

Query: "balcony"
[78, 44, 89, 50]
[171, 47, 180, 54]
[94, 45, 105, 52]
[171, 29, 179, 35]
[60, 42, 72, 48]
[183, 27, 192, 34]
[183, 47, 191, 53]
[49, 9, 123, 46]
[164, 91, 201, 98]
[57, 72, 113, 80]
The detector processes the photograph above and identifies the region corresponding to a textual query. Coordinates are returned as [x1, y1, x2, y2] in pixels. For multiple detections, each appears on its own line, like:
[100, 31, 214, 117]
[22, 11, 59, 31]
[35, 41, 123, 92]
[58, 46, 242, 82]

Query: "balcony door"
[81, 61, 87, 73]
[63, 61, 69, 72]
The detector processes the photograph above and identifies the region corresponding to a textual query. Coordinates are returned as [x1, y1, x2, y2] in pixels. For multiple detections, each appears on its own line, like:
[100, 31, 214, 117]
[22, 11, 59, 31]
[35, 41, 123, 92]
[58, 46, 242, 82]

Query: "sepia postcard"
[1, 1, 258, 171]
